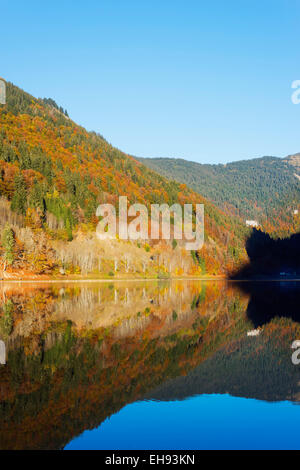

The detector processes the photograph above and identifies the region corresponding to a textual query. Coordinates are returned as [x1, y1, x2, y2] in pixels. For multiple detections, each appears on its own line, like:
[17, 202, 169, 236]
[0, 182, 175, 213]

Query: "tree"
[1, 224, 15, 266]
[29, 180, 46, 217]
[11, 172, 27, 215]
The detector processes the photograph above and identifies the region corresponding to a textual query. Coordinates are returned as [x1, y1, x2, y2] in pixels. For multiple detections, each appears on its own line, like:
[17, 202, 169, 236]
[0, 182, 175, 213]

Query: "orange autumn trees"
[0, 81, 249, 276]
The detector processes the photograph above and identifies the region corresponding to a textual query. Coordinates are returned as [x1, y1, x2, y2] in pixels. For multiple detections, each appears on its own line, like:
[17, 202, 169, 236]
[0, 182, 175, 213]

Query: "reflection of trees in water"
[0, 281, 250, 449]
[146, 281, 300, 406]
[147, 321, 300, 403]
[0, 281, 231, 341]
[8, 281, 300, 449]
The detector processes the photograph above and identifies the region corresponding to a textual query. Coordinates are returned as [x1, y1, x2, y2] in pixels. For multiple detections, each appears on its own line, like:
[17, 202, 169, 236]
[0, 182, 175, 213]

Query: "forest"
[0, 81, 249, 278]
[138, 155, 300, 238]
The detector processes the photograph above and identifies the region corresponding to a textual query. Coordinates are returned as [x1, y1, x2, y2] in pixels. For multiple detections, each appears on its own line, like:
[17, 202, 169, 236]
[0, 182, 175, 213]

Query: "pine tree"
[11, 172, 27, 215]
[1, 224, 15, 266]
[29, 180, 46, 214]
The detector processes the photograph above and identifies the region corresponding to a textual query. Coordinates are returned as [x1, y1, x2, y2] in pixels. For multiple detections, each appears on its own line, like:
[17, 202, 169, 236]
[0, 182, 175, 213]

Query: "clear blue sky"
[2, 0, 300, 164]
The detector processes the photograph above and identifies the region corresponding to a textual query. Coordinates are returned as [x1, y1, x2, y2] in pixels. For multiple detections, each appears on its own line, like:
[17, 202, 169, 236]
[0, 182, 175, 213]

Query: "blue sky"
[2, 0, 300, 163]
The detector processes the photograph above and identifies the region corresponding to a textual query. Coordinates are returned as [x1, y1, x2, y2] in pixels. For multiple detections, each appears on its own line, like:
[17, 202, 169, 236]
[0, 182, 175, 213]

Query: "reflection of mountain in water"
[146, 331, 300, 403]
[146, 281, 300, 404]
[0, 281, 300, 449]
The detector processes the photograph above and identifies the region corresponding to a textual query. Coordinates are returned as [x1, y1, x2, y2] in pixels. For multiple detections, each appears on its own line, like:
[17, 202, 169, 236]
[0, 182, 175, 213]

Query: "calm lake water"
[1, 280, 300, 450]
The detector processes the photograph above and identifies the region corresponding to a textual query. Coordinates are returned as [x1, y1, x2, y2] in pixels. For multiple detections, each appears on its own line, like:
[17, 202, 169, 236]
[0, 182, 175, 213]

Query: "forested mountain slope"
[138, 155, 300, 237]
[0, 81, 248, 277]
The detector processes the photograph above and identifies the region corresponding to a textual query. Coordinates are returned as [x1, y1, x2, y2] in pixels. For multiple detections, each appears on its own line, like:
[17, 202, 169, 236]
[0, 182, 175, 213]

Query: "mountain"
[286, 152, 300, 172]
[137, 155, 300, 237]
[0, 81, 248, 277]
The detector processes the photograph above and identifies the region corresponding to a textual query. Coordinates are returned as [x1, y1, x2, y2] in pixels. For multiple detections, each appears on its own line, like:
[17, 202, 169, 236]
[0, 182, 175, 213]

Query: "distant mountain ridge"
[285, 152, 300, 172]
[137, 154, 300, 237]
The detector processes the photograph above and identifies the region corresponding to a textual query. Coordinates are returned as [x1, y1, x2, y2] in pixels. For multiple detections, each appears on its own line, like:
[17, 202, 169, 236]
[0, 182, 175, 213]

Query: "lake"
[0, 280, 300, 450]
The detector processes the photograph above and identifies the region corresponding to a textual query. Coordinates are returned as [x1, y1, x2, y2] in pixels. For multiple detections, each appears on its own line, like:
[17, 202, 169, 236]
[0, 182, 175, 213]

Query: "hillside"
[138, 155, 300, 237]
[0, 81, 248, 277]
[285, 153, 300, 172]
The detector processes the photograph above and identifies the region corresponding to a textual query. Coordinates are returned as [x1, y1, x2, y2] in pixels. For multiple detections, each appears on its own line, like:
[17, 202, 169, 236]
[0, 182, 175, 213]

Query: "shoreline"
[0, 276, 225, 283]
[0, 276, 300, 283]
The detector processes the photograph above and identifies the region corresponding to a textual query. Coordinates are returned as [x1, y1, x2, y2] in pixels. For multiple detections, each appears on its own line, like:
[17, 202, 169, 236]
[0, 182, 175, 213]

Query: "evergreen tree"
[11, 172, 27, 215]
[1, 225, 15, 265]
[65, 217, 73, 241]
[29, 180, 46, 212]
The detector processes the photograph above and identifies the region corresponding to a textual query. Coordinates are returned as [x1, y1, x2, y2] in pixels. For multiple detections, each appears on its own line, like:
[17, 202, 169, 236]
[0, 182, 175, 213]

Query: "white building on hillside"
[246, 220, 259, 228]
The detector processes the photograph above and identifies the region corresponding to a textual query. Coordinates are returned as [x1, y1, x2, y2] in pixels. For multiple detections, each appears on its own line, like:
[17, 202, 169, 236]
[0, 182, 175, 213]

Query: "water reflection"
[0, 280, 299, 449]
[238, 281, 300, 327]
